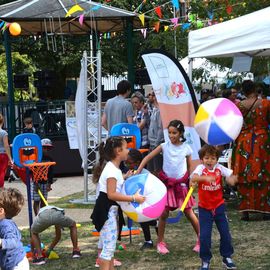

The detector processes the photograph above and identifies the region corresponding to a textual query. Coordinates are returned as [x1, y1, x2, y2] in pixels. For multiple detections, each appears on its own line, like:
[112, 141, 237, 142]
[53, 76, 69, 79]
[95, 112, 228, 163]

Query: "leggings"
[0, 153, 8, 188]
[98, 206, 118, 261]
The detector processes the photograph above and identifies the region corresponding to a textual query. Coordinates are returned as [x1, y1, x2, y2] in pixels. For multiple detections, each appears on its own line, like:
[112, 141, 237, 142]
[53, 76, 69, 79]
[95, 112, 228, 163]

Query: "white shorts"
[14, 256, 29, 270]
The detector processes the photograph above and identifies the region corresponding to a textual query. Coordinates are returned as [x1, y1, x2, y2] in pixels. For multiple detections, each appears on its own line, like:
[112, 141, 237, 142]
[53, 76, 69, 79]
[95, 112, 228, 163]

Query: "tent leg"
[188, 58, 193, 83]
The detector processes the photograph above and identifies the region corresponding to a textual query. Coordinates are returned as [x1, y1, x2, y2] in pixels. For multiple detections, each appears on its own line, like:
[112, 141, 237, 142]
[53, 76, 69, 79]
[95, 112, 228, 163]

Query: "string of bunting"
[64, 0, 248, 39]
[0, 19, 21, 36]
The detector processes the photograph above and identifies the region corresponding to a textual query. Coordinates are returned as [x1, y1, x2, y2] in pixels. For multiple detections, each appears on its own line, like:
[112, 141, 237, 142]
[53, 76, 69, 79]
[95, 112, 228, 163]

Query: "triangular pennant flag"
[1, 23, 9, 32]
[0, 21, 4, 29]
[181, 23, 191, 31]
[171, 0, 179, 10]
[139, 14, 145, 26]
[164, 25, 169, 31]
[154, 21, 160, 32]
[92, 4, 101, 11]
[107, 32, 111, 39]
[79, 14, 84, 26]
[226, 5, 233, 15]
[141, 29, 147, 38]
[65, 4, 84, 17]
[170, 17, 178, 25]
[155, 6, 162, 19]
[207, 11, 214, 20]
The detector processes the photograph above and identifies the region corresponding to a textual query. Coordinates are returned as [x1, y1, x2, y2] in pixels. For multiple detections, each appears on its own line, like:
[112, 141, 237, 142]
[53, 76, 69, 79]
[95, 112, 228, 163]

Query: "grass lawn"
[25, 196, 270, 270]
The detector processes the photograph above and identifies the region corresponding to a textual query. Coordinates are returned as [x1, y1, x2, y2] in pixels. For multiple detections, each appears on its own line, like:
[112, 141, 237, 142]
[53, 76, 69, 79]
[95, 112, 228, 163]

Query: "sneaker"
[193, 240, 200, 253]
[32, 257, 46, 265]
[72, 250, 81, 258]
[222, 257, 237, 269]
[140, 241, 154, 250]
[95, 258, 122, 267]
[199, 261, 210, 270]
[157, 242, 169, 255]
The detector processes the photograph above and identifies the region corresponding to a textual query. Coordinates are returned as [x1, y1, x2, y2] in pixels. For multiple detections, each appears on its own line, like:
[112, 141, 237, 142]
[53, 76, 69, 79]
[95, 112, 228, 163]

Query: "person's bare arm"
[127, 116, 133, 124]
[136, 145, 162, 174]
[3, 135, 12, 163]
[101, 113, 108, 130]
[107, 178, 145, 203]
[48, 225, 62, 250]
[191, 173, 215, 186]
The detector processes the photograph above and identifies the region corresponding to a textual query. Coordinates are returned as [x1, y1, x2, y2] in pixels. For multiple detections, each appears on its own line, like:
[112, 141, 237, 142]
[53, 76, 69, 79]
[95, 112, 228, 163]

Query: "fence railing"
[0, 100, 66, 139]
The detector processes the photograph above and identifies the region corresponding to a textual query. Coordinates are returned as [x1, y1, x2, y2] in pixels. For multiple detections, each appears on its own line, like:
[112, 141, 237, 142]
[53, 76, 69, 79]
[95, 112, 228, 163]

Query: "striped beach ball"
[118, 173, 167, 222]
[194, 98, 243, 145]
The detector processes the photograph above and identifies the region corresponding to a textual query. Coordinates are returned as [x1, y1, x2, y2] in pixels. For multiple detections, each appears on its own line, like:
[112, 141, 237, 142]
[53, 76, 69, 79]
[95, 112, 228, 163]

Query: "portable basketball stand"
[12, 133, 56, 231]
[110, 123, 149, 243]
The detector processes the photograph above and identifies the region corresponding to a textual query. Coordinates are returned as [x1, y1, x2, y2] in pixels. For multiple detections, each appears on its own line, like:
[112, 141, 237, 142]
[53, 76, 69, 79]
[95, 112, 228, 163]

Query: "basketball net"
[23, 162, 56, 183]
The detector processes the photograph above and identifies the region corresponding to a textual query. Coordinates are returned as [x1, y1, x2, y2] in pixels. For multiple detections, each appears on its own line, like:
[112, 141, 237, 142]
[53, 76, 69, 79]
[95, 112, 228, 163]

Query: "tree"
[0, 45, 37, 100]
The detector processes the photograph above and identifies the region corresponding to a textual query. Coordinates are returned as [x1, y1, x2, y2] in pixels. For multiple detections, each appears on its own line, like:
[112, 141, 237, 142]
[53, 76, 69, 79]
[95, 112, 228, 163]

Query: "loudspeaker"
[33, 70, 56, 90]
[13, 74, 29, 89]
[134, 69, 151, 85]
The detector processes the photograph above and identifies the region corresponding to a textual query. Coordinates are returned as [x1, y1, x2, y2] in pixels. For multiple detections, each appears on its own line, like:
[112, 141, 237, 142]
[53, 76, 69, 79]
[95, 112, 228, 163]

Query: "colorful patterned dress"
[231, 99, 270, 213]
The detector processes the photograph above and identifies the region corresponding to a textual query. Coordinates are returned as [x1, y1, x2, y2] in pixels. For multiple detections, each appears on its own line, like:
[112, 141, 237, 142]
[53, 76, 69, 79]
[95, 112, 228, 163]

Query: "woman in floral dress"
[232, 80, 270, 221]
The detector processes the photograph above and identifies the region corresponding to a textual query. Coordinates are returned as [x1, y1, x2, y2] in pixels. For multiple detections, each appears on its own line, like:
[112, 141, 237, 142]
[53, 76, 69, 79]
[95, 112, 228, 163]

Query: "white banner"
[65, 101, 78, 149]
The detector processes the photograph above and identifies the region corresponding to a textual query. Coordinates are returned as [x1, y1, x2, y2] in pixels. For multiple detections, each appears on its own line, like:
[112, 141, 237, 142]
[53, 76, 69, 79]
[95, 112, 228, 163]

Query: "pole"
[188, 58, 193, 82]
[3, 31, 15, 139]
[25, 168, 33, 234]
[83, 51, 89, 202]
[173, 7, 177, 59]
[126, 18, 134, 90]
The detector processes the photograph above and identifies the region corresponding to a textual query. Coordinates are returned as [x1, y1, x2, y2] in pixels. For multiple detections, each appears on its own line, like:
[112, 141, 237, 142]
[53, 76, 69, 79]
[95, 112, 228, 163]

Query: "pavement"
[5, 176, 96, 229]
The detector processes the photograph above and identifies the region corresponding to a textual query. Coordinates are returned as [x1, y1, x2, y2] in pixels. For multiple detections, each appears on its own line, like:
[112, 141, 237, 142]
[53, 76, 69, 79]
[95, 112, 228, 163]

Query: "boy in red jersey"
[191, 145, 237, 270]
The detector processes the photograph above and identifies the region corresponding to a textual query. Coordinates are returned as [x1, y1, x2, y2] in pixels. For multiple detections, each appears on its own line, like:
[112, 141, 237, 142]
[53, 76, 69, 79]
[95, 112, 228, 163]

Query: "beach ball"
[9, 22, 21, 36]
[194, 98, 243, 145]
[118, 173, 167, 222]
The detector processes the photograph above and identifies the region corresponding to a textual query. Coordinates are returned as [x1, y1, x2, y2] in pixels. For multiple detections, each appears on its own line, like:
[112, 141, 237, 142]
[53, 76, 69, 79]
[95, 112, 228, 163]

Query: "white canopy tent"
[188, 7, 270, 79]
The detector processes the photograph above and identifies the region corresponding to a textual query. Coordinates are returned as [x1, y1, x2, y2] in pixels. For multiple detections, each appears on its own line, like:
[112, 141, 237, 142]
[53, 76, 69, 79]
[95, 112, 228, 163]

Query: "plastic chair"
[110, 123, 149, 154]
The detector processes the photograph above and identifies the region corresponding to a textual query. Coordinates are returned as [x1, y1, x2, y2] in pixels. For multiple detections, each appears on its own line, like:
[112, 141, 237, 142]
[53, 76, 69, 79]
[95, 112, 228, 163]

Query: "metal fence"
[0, 100, 66, 139]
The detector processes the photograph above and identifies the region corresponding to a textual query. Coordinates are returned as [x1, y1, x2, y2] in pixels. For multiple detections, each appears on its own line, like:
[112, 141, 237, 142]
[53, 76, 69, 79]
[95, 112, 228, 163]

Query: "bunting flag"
[171, 0, 179, 10]
[170, 17, 178, 26]
[164, 25, 169, 31]
[141, 28, 147, 38]
[155, 6, 162, 18]
[79, 14, 84, 25]
[91, 4, 101, 11]
[181, 23, 191, 31]
[154, 21, 160, 32]
[65, 4, 84, 17]
[141, 49, 201, 169]
[139, 14, 145, 26]
[226, 5, 233, 14]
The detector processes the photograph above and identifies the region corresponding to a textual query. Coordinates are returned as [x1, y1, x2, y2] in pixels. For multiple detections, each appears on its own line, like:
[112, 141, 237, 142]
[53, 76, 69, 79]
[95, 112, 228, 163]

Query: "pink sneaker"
[95, 258, 122, 267]
[193, 240, 200, 253]
[157, 242, 169, 255]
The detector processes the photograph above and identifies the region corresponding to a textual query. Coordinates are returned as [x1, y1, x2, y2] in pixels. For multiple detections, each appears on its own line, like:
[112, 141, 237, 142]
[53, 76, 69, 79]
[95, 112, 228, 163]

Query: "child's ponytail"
[92, 136, 125, 183]
[92, 142, 106, 184]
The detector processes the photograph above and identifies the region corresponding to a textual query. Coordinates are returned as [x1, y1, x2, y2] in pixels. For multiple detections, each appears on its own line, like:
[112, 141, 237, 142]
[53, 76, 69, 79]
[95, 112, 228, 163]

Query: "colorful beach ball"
[118, 173, 167, 222]
[194, 98, 243, 145]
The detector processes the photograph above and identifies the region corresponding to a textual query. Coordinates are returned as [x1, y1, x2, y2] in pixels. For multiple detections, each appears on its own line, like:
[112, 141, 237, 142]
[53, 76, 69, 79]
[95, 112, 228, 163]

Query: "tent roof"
[188, 7, 270, 58]
[0, 0, 141, 34]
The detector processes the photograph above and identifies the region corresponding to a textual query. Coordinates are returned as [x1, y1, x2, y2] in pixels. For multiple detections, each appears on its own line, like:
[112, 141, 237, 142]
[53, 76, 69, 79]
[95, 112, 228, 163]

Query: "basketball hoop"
[23, 161, 56, 183]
